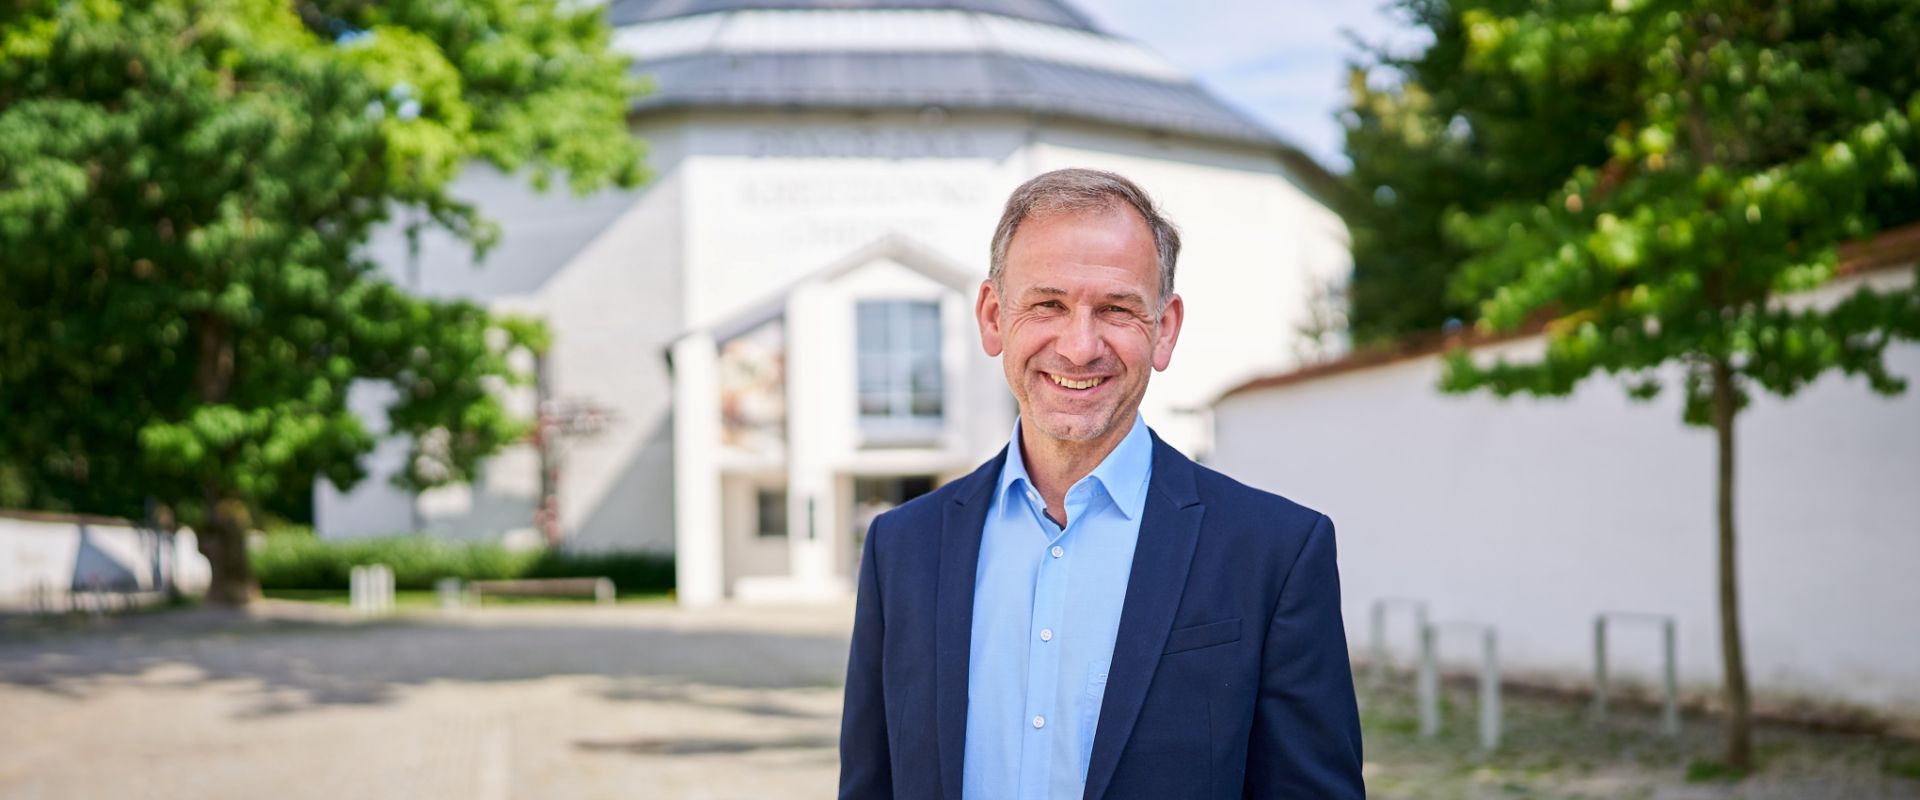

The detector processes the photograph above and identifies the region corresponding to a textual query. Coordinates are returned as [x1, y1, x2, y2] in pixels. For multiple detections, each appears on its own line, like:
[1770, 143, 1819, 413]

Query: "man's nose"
[1054, 308, 1104, 366]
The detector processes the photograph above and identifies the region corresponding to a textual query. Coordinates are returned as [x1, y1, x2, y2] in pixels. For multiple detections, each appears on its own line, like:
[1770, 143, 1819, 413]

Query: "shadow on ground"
[0, 605, 851, 716]
[573, 735, 838, 756]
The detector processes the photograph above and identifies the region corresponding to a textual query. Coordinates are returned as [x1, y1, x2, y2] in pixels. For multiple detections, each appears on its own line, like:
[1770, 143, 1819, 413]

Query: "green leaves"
[1343, 0, 1643, 344]
[0, 0, 639, 536]
[1409, 0, 1920, 424]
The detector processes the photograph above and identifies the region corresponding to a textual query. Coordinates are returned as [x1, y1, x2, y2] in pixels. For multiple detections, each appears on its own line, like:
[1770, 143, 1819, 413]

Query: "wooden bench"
[465, 577, 616, 606]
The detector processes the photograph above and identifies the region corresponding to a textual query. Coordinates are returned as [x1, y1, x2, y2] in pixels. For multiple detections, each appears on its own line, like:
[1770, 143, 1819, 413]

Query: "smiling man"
[839, 169, 1364, 799]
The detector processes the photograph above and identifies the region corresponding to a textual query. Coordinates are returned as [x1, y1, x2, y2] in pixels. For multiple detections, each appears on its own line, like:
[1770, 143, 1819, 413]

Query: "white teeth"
[1049, 374, 1104, 390]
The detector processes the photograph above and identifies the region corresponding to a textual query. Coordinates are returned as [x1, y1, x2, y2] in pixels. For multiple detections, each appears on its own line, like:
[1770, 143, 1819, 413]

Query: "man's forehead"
[1003, 209, 1156, 267]
[1016, 202, 1151, 240]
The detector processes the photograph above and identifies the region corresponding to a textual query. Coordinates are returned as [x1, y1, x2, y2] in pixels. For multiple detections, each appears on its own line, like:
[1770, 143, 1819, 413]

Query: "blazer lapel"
[1082, 434, 1205, 800]
[936, 449, 1003, 800]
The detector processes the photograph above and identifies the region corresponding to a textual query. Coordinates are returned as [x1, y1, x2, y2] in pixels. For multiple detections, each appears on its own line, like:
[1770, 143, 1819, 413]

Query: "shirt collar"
[997, 413, 1153, 521]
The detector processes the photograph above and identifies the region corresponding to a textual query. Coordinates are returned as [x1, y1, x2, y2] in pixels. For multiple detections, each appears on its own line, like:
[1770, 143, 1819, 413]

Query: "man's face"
[976, 205, 1184, 449]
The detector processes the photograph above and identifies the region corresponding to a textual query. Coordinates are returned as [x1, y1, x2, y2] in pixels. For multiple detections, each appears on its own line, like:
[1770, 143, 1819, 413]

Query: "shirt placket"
[1014, 480, 1090, 800]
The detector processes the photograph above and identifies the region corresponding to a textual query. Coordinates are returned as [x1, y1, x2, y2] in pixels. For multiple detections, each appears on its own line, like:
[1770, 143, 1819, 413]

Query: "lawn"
[260, 588, 674, 608]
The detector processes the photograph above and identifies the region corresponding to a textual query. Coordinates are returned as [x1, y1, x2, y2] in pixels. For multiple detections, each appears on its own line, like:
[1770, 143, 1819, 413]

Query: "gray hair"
[988, 168, 1181, 308]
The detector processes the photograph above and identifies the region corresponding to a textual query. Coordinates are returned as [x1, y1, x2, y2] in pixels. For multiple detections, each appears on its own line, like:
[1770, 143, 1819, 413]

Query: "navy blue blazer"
[839, 431, 1365, 799]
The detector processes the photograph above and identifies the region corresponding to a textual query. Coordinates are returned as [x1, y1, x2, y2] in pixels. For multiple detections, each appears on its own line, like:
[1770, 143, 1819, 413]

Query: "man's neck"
[1018, 418, 1134, 527]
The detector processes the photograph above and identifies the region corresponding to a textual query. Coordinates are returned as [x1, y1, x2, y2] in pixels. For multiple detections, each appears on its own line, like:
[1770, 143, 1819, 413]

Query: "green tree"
[0, 0, 642, 604]
[1341, 0, 1643, 345]
[1434, 0, 1920, 770]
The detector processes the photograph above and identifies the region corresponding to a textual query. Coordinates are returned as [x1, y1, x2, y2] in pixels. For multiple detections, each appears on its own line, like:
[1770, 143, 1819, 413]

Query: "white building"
[1209, 235, 1920, 715]
[318, 0, 1352, 605]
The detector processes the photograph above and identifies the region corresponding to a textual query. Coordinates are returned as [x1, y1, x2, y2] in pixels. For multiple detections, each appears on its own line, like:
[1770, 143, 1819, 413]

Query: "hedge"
[250, 534, 674, 595]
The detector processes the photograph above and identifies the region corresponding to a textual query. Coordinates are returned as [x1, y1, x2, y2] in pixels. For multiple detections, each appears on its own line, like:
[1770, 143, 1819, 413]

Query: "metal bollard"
[1417, 623, 1439, 737]
[437, 578, 463, 611]
[1419, 621, 1502, 750]
[351, 565, 394, 615]
[384, 565, 395, 611]
[1592, 611, 1680, 737]
[350, 565, 368, 614]
[1369, 598, 1429, 692]
[1593, 616, 1608, 719]
[1662, 619, 1679, 736]
[1479, 628, 1501, 751]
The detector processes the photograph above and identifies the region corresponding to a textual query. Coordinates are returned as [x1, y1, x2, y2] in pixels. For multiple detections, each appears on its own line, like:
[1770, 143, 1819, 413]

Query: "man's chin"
[1025, 411, 1117, 445]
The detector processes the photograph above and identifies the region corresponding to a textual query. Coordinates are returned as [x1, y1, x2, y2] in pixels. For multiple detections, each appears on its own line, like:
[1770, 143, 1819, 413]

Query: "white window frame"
[856, 299, 944, 445]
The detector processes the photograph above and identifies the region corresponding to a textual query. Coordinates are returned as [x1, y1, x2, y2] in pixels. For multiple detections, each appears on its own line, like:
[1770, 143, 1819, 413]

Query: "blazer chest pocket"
[1163, 617, 1240, 655]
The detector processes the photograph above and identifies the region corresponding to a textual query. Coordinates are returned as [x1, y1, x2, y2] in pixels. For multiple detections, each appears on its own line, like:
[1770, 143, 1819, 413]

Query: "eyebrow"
[1021, 287, 1148, 306]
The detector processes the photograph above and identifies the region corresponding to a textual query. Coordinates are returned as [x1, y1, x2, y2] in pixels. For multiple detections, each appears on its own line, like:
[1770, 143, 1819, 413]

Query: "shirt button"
[1050, 546, 1064, 558]
[1027, 490, 1040, 503]
[1040, 629, 1053, 642]
[1032, 715, 1046, 729]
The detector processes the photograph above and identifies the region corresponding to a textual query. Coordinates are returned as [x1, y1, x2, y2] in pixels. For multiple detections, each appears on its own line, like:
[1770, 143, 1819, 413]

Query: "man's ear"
[1152, 292, 1183, 371]
[975, 280, 1004, 357]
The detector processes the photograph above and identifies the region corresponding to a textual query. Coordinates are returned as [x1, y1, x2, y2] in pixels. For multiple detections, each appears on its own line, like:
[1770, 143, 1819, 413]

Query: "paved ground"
[4, 602, 1918, 799]
[0, 601, 854, 800]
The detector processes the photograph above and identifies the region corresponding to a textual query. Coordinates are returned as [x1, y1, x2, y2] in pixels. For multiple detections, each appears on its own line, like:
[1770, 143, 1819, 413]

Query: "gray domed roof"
[610, 0, 1101, 31]
[607, 0, 1290, 148]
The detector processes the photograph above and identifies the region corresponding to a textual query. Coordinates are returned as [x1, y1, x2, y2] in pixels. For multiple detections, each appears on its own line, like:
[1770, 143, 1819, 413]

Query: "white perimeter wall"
[1211, 269, 1920, 715]
[0, 514, 210, 605]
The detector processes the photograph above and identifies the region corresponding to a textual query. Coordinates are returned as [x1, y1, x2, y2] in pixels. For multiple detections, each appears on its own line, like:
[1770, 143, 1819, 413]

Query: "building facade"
[317, 0, 1351, 605]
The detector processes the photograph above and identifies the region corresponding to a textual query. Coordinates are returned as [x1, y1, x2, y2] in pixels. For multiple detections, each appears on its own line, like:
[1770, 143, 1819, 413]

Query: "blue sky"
[1074, 0, 1430, 172]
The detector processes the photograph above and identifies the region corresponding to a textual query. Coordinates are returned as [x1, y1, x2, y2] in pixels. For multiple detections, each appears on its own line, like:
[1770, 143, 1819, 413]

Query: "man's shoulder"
[1171, 457, 1339, 592]
[866, 448, 1005, 546]
[1175, 449, 1329, 539]
[873, 480, 962, 529]
[1192, 461, 1322, 517]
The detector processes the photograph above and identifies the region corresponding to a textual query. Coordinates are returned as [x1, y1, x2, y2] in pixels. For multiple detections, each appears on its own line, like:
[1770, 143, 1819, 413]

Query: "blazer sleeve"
[1244, 512, 1366, 799]
[838, 518, 892, 799]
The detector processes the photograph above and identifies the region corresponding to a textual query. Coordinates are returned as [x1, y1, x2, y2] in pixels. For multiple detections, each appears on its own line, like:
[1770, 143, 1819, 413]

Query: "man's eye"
[1037, 301, 1065, 310]
[1105, 306, 1133, 314]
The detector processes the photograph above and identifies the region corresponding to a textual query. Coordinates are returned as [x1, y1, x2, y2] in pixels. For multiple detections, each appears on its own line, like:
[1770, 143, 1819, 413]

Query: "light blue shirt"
[964, 414, 1152, 800]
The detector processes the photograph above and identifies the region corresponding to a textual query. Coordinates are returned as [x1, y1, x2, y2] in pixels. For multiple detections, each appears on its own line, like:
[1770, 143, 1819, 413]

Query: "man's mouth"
[1048, 373, 1106, 390]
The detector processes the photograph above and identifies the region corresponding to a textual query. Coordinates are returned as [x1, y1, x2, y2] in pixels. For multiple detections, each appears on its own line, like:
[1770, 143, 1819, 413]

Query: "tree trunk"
[194, 314, 259, 606]
[535, 352, 562, 548]
[197, 486, 259, 606]
[1710, 357, 1753, 769]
